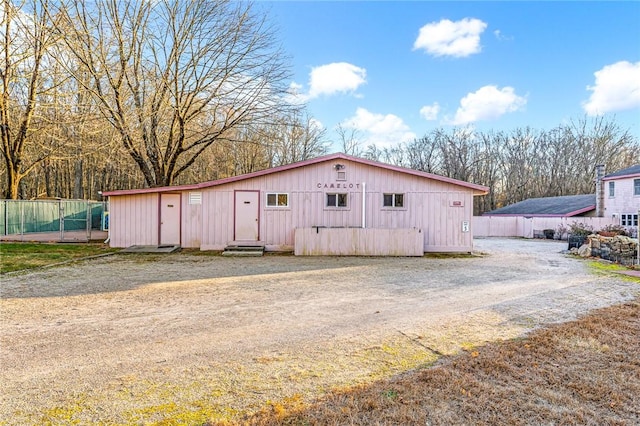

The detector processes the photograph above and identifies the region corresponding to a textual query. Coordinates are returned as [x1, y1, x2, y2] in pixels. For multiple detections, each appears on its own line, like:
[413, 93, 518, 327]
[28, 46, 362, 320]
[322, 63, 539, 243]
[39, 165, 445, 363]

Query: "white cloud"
[448, 85, 527, 125]
[493, 29, 512, 41]
[583, 61, 640, 115]
[419, 103, 441, 121]
[342, 107, 416, 148]
[284, 81, 306, 104]
[288, 81, 303, 94]
[308, 62, 367, 98]
[413, 18, 487, 58]
[309, 117, 324, 132]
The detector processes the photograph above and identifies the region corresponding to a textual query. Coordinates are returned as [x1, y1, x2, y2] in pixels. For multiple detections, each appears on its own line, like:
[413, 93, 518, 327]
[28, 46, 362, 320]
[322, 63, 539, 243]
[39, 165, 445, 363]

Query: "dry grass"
[0, 242, 117, 273]
[239, 299, 640, 426]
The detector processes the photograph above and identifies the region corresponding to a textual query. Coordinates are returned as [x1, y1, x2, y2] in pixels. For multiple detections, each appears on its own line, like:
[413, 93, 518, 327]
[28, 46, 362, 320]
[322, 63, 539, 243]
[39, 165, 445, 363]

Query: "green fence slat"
[0, 200, 107, 235]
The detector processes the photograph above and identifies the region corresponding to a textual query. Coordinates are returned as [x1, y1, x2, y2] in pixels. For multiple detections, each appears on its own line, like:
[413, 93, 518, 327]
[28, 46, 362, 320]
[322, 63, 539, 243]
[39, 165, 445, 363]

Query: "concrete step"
[224, 245, 265, 251]
[121, 245, 181, 253]
[222, 243, 265, 256]
[221, 250, 264, 257]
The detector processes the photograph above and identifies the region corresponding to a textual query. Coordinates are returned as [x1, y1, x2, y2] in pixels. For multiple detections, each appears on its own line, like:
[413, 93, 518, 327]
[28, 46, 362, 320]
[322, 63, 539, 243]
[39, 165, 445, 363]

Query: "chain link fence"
[1, 199, 108, 241]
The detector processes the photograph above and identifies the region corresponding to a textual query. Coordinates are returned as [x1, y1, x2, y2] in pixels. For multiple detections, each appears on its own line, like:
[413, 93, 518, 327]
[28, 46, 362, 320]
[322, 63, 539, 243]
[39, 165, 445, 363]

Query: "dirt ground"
[1, 238, 639, 424]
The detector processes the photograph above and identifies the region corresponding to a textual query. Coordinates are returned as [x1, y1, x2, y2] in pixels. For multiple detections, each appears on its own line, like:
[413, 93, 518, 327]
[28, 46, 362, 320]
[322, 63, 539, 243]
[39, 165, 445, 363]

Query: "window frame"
[265, 192, 289, 208]
[382, 193, 405, 209]
[326, 192, 348, 208]
[634, 179, 640, 196]
[608, 181, 615, 197]
[620, 214, 639, 227]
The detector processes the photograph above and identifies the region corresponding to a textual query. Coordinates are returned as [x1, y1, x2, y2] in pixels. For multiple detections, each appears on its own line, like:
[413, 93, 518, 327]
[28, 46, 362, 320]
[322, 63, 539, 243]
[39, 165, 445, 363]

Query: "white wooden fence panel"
[473, 216, 618, 238]
[294, 227, 424, 256]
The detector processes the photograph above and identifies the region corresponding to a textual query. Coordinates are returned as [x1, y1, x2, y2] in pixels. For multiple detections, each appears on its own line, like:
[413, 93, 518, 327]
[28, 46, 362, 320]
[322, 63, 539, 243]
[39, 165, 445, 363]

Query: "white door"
[160, 193, 181, 245]
[234, 191, 259, 241]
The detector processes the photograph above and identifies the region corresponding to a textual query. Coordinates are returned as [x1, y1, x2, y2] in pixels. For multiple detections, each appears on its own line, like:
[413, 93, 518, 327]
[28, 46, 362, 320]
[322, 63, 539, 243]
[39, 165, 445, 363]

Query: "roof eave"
[602, 172, 640, 181]
[102, 184, 201, 197]
[565, 205, 597, 216]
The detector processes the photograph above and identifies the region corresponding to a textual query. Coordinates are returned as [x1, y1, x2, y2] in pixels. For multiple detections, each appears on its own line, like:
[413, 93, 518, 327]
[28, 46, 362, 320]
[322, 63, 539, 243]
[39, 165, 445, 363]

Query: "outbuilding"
[483, 194, 597, 218]
[103, 153, 488, 255]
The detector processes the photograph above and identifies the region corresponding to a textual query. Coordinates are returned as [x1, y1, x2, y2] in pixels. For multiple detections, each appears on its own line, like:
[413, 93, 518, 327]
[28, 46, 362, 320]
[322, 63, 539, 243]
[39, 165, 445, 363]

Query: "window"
[620, 214, 638, 226]
[327, 193, 348, 207]
[266, 193, 288, 207]
[609, 182, 615, 197]
[337, 171, 347, 181]
[635, 179, 640, 196]
[383, 193, 404, 208]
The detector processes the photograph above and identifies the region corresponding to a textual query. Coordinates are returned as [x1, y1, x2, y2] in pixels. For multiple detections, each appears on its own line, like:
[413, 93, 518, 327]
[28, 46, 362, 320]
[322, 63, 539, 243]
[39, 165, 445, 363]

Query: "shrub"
[568, 222, 594, 236]
[555, 224, 568, 240]
[598, 224, 628, 237]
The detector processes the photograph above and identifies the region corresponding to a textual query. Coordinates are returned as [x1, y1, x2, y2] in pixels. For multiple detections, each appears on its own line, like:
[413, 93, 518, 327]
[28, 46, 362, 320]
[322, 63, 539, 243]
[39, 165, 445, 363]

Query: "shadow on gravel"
[0, 253, 456, 299]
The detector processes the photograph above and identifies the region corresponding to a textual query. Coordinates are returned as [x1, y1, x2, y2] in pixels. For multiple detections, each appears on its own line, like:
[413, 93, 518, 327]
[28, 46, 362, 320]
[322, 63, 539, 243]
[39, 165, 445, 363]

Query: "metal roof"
[484, 194, 596, 217]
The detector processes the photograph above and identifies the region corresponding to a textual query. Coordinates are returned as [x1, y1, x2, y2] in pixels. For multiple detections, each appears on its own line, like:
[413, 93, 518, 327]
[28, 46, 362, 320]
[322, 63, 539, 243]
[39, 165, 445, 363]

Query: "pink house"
[600, 164, 640, 233]
[102, 153, 488, 255]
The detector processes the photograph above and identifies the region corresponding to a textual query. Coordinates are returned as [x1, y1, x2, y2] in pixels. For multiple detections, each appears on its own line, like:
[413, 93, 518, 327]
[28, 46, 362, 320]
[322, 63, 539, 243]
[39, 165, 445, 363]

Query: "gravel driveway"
[1, 238, 638, 424]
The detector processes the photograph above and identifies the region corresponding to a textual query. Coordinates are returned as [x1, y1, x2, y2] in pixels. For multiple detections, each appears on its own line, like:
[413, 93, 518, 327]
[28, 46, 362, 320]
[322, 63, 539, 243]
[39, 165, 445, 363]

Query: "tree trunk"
[5, 170, 20, 199]
[43, 160, 53, 197]
[74, 159, 84, 199]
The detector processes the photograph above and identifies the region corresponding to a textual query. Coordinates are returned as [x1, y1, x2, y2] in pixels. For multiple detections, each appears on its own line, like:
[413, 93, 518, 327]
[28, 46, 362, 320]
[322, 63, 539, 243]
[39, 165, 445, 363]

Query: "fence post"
[20, 201, 24, 241]
[59, 200, 64, 241]
[86, 200, 91, 242]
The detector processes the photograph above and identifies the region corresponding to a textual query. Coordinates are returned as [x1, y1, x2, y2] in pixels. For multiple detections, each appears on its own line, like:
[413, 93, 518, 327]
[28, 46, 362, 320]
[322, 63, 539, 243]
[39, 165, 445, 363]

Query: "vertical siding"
[294, 228, 424, 256]
[473, 216, 522, 237]
[181, 192, 202, 248]
[199, 159, 476, 252]
[472, 216, 618, 238]
[201, 190, 234, 250]
[109, 194, 158, 247]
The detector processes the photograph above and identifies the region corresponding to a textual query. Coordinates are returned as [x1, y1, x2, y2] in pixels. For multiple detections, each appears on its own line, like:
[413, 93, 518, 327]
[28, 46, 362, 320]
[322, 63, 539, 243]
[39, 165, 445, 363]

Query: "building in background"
[483, 194, 596, 218]
[600, 164, 640, 234]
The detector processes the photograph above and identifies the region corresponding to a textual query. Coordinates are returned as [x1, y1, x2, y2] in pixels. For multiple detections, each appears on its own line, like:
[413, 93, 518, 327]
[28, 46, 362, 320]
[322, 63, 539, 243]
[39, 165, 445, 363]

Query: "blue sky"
[259, 1, 640, 151]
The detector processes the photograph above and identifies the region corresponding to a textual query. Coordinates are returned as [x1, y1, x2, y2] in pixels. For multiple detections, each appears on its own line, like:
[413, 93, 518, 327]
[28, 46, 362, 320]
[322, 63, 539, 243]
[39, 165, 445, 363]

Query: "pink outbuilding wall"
[103, 153, 488, 254]
[108, 193, 159, 247]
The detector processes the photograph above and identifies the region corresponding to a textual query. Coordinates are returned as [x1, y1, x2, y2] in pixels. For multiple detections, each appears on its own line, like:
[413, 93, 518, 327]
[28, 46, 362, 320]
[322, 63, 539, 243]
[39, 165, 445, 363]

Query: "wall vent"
[189, 192, 202, 205]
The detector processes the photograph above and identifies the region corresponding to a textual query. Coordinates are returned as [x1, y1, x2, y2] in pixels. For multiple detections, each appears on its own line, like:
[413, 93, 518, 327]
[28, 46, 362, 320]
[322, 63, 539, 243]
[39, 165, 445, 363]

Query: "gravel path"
[1, 238, 638, 424]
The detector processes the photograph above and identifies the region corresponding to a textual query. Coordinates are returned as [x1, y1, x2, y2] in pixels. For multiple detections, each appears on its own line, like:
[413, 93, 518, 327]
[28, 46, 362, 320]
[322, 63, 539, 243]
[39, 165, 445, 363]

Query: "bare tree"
[58, 0, 292, 188]
[431, 127, 481, 182]
[472, 131, 503, 213]
[1, 0, 65, 198]
[176, 109, 327, 180]
[405, 133, 441, 174]
[364, 118, 639, 215]
[336, 123, 363, 157]
[561, 116, 639, 194]
[266, 111, 328, 167]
